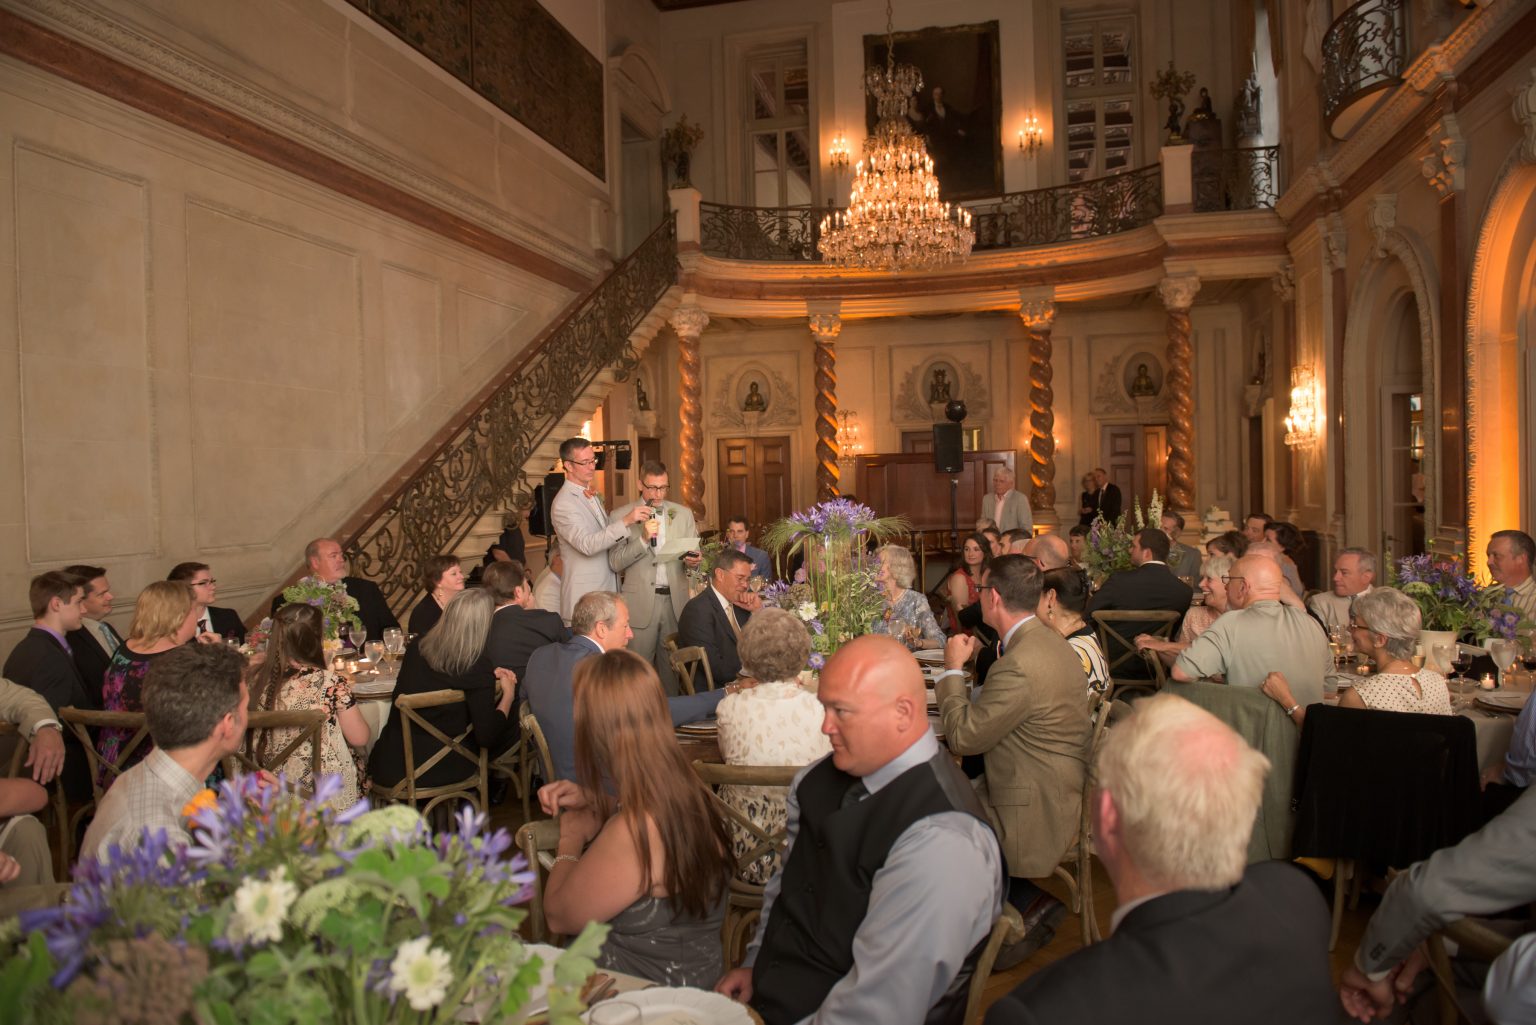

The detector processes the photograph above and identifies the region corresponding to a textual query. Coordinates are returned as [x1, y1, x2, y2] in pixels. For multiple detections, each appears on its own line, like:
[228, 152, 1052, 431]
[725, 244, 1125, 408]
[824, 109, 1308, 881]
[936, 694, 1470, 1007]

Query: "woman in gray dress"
[537, 649, 732, 986]
[871, 545, 946, 649]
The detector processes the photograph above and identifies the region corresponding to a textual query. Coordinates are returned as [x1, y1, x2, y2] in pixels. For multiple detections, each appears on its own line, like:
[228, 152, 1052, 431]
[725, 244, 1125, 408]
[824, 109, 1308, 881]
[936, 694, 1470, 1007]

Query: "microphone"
[648, 499, 662, 548]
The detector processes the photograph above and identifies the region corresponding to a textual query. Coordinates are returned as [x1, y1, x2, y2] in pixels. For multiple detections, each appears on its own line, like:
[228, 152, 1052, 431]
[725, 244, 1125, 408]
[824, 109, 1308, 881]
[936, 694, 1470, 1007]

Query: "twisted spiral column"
[1158, 275, 1201, 514]
[1018, 297, 1057, 518]
[809, 313, 843, 500]
[670, 305, 710, 520]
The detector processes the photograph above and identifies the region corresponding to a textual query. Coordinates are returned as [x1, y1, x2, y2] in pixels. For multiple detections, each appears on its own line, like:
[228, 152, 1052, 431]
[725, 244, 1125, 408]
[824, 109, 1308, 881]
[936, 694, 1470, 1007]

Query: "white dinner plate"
[913, 648, 945, 663]
[675, 719, 718, 735]
[1476, 691, 1530, 712]
[584, 987, 753, 1024]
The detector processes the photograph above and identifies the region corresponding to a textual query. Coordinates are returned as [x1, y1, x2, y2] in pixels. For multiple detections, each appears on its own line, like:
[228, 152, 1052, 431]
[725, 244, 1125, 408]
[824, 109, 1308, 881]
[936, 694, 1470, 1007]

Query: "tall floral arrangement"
[278, 576, 364, 643]
[1, 775, 607, 1025]
[1082, 489, 1163, 587]
[759, 499, 909, 669]
[1391, 554, 1525, 642]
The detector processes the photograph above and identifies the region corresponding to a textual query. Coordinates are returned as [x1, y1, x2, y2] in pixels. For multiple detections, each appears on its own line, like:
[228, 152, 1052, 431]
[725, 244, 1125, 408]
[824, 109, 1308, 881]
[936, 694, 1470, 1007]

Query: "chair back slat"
[59, 707, 153, 803]
[228, 708, 327, 797]
[669, 646, 716, 695]
[373, 689, 487, 817]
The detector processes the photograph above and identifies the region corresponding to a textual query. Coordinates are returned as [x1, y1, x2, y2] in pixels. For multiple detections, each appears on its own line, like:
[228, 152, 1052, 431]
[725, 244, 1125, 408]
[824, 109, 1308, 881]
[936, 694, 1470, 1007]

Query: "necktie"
[840, 780, 868, 809]
[584, 488, 598, 500]
[100, 623, 120, 655]
[725, 606, 743, 641]
[995, 640, 1004, 661]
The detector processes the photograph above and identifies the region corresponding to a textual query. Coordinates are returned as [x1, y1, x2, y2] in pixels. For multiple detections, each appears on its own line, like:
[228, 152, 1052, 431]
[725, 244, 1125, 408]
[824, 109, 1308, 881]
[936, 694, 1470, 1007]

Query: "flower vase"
[1419, 629, 1457, 674]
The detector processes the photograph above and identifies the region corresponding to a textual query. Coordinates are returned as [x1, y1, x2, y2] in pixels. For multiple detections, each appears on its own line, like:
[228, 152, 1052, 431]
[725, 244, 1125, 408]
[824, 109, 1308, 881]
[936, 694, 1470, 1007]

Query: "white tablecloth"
[1463, 707, 1517, 773]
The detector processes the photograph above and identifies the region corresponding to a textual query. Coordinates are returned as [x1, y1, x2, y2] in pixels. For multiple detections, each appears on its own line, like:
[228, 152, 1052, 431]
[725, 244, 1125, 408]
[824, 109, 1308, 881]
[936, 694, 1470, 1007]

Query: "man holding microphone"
[550, 437, 655, 624]
[609, 461, 701, 695]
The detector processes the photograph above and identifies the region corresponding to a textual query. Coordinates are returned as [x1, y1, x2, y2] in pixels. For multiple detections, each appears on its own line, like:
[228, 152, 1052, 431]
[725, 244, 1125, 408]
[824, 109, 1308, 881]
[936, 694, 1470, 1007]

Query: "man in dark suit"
[168, 561, 245, 643]
[1087, 527, 1193, 677]
[272, 538, 400, 643]
[482, 561, 569, 686]
[984, 694, 1341, 1024]
[677, 549, 760, 684]
[725, 517, 773, 581]
[62, 564, 122, 706]
[4, 570, 97, 799]
[1091, 468, 1123, 523]
[524, 591, 728, 780]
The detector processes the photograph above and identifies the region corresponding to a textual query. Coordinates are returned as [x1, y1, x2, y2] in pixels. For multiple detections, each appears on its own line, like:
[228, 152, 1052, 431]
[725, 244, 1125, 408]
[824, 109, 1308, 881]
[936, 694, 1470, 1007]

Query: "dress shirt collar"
[146, 746, 204, 800]
[575, 634, 603, 656]
[1001, 614, 1036, 652]
[861, 728, 940, 796]
[197, 608, 214, 633]
[712, 585, 736, 617]
[34, 625, 70, 653]
[1109, 890, 1171, 935]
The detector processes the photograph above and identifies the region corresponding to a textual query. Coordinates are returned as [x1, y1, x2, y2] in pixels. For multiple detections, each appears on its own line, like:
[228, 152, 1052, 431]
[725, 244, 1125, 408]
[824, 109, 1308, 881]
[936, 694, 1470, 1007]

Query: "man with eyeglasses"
[609, 461, 701, 695]
[167, 561, 245, 643]
[550, 436, 653, 624]
[1171, 555, 1329, 705]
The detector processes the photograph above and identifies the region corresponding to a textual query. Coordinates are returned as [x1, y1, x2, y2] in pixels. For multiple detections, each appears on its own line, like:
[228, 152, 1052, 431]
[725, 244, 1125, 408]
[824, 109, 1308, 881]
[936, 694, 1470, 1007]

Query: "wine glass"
[1451, 646, 1474, 687]
[1490, 639, 1517, 689]
[384, 628, 405, 663]
[346, 625, 367, 652]
[1432, 642, 1456, 678]
[365, 639, 384, 665]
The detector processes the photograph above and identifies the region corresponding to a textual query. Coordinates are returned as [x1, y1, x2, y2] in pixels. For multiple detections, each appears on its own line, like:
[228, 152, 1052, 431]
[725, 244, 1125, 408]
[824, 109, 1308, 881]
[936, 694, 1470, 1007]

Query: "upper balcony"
[673, 146, 1286, 318]
[1323, 0, 1408, 140]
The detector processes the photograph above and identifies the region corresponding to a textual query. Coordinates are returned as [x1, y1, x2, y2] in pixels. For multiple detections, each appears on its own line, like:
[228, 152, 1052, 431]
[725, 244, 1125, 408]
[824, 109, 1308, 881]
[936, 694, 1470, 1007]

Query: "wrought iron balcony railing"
[341, 215, 678, 615]
[969, 164, 1163, 250]
[698, 164, 1164, 262]
[1322, 0, 1407, 138]
[1193, 146, 1281, 213]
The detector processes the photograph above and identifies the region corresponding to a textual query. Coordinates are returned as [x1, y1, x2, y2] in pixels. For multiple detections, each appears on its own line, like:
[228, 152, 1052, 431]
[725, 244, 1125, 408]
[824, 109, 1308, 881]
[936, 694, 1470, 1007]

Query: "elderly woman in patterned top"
[871, 545, 946, 650]
[1262, 587, 1451, 729]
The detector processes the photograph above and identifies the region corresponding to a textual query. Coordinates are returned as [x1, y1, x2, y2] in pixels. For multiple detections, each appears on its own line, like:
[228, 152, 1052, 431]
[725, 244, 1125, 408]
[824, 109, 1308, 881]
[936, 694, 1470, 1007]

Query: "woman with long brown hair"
[249, 602, 371, 809]
[538, 648, 732, 987]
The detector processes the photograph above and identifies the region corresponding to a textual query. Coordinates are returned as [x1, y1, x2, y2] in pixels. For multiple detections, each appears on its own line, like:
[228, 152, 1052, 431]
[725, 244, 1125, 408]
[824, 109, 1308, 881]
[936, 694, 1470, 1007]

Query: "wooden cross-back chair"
[518, 701, 556, 821]
[670, 646, 717, 696]
[57, 707, 153, 873]
[515, 818, 561, 943]
[371, 689, 488, 818]
[1092, 610, 1181, 701]
[1045, 690, 1113, 946]
[226, 708, 327, 796]
[690, 760, 801, 968]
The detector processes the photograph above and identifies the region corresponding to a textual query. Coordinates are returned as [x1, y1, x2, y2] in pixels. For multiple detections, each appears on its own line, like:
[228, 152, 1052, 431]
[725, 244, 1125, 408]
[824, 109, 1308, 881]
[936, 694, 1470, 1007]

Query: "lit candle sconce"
[828, 132, 852, 173]
[1017, 115, 1044, 156]
[1283, 367, 1321, 447]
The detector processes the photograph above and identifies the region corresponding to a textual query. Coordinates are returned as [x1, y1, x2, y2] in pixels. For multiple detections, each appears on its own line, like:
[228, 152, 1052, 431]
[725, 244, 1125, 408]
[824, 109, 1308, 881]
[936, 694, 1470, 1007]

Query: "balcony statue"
[636, 377, 651, 412]
[742, 381, 768, 412]
[662, 114, 705, 189]
[1150, 62, 1198, 144]
[1237, 72, 1263, 142]
[929, 368, 952, 404]
[1129, 363, 1159, 398]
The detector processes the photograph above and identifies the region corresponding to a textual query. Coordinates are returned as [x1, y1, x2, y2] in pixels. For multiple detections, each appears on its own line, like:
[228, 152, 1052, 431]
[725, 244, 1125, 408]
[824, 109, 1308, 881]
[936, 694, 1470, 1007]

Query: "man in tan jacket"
[935, 555, 1092, 969]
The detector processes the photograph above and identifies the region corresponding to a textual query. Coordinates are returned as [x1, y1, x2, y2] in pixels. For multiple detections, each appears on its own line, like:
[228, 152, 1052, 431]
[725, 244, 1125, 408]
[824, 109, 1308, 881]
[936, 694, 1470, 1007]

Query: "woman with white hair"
[1136, 553, 1236, 667]
[1262, 586, 1451, 726]
[871, 545, 946, 649]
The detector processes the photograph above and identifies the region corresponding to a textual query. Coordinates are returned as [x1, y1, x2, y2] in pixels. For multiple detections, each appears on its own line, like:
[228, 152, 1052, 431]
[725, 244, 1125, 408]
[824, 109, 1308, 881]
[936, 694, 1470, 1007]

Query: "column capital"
[1272, 261, 1295, 303]
[1158, 273, 1202, 312]
[1421, 112, 1466, 196]
[1017, 294, 1056, 330]
[1515, 67, 1536, 165]
[670, 303, 709, 340]
[808, 312, 842, 342]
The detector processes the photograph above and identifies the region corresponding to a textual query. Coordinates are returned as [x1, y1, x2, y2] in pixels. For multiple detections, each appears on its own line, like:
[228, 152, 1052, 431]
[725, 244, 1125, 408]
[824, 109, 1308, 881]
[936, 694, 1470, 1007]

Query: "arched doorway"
[1341, 219, 1438, 560]
[1466, 159, 1536, 577]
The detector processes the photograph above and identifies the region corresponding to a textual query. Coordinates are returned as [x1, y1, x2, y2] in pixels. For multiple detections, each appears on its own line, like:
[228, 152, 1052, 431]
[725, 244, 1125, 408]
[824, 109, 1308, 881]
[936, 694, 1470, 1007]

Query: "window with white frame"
[1062, 14, 1136, 182]
[744, 42, 812, 207]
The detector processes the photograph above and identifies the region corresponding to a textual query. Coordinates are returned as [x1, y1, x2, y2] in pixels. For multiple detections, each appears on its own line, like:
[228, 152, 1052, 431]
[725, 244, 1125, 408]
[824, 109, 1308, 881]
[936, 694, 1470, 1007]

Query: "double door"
[716, 436, 791, 539]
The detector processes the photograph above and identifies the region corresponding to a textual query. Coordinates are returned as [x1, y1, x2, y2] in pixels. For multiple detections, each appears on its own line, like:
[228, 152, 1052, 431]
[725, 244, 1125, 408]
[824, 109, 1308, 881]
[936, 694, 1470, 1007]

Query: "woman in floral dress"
[97, 581, 203, 789]
[249, 603, 372, 809]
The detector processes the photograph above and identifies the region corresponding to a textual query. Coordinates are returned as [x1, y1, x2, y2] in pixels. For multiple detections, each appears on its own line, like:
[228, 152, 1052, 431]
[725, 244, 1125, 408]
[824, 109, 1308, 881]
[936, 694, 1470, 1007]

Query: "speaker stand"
[950, 476, 960, 550]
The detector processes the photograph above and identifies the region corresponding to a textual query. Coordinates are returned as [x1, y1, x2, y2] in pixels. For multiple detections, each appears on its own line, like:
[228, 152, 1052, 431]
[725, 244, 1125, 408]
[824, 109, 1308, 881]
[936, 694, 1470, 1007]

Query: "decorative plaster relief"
[1089, 336, 1169, 417]
[708, 357, 801, 430]
[890, 345, 992, 425]
[1514, 67, 1536, 165]
[1421, 113, 1466, 196]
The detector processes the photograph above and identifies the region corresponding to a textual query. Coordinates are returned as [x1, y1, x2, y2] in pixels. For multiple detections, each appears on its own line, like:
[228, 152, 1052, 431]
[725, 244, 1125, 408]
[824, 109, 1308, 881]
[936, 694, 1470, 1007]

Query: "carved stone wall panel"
[16, 146, 156, 561]
[889, 343, 993, 427]
[380, 264, 442, 435]
[454, 288, 528, 372]
[706, 354, 802, 431]
[1088, 335, 1169, 417]
[185, 201, 364, 551]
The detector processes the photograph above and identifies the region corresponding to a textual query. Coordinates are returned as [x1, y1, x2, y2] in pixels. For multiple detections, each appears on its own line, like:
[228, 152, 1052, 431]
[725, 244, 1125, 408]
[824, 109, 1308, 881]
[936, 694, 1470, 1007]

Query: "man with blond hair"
[985, 467, 1033, 536]
[984, 694, 1339, 1023]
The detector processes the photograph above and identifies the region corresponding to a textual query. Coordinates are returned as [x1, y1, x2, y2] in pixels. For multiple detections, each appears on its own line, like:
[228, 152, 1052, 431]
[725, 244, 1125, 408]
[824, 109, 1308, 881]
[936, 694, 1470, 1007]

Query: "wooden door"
[717, 436, 792, 536]
[1100, 424, 1168, 511]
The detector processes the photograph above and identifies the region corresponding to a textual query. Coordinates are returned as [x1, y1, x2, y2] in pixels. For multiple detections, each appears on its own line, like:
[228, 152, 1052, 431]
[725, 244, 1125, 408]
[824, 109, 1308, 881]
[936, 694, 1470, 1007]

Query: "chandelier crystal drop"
[817, 2, 974, 272]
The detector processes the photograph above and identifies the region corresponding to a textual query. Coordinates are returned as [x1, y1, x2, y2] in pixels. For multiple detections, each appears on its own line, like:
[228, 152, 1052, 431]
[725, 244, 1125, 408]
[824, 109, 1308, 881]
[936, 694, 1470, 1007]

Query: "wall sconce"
[828, 132, 852, 173]
[1283, 367, 1321, 447]
[836, 409, 864, 458]
[1017, 116, 1044, 156]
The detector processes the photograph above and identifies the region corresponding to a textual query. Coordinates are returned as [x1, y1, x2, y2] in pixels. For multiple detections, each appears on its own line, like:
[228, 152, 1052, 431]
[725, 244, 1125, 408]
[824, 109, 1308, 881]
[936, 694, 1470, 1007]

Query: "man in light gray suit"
[984, 467, 1033, 537]
[610, 461, 701, 695]
[549, 436, 652, 624]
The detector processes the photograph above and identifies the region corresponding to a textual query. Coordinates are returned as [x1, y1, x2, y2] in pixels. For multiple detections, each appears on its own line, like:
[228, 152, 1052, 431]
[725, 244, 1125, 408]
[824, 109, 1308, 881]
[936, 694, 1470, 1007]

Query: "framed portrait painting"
[862, 20, 1003, 201]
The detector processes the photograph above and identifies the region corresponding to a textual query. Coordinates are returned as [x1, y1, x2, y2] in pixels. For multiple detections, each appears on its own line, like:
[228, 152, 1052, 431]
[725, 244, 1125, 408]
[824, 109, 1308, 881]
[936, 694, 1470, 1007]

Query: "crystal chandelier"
[817, 1, 974, 272]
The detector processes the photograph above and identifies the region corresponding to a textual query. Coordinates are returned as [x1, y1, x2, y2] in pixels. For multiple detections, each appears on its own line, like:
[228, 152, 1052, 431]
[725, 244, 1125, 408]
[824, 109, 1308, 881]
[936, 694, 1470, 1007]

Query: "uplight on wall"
[1283, 367, 1320, 447]
[1017, 115, 1044, 156]
[828, 132, 852, 173]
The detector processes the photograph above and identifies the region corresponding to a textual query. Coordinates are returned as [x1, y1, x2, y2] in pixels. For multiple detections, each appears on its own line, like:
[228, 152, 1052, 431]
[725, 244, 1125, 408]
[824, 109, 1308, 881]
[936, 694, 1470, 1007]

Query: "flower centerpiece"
[1391, 554, 1526, 643]
[259, 576, 365, 660]
[1083, 490, 1163, 587]
[2, 775, 607, 1025]
[759, 499, 909, 669]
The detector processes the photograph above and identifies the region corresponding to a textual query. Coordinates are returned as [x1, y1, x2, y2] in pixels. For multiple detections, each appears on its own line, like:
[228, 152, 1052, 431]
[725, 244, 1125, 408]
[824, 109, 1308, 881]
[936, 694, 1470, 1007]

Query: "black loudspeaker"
[932, 423, 964, 473]
[613, 444, 632, 470]
[538, 472, 564, 537]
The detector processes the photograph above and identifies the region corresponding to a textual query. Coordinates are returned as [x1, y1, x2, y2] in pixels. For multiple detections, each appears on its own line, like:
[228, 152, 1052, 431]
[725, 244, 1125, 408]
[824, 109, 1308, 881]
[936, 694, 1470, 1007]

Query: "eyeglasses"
[192, 579, 217, 586]
[1221, 575, 1244, 586]
[566, 457, 597, 468]
[641, 483, 670, 492]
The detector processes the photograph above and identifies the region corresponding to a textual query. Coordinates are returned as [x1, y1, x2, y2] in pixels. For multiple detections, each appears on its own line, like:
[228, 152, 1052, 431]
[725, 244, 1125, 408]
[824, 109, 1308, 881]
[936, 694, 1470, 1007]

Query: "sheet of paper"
[657, 535, 700, 558]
